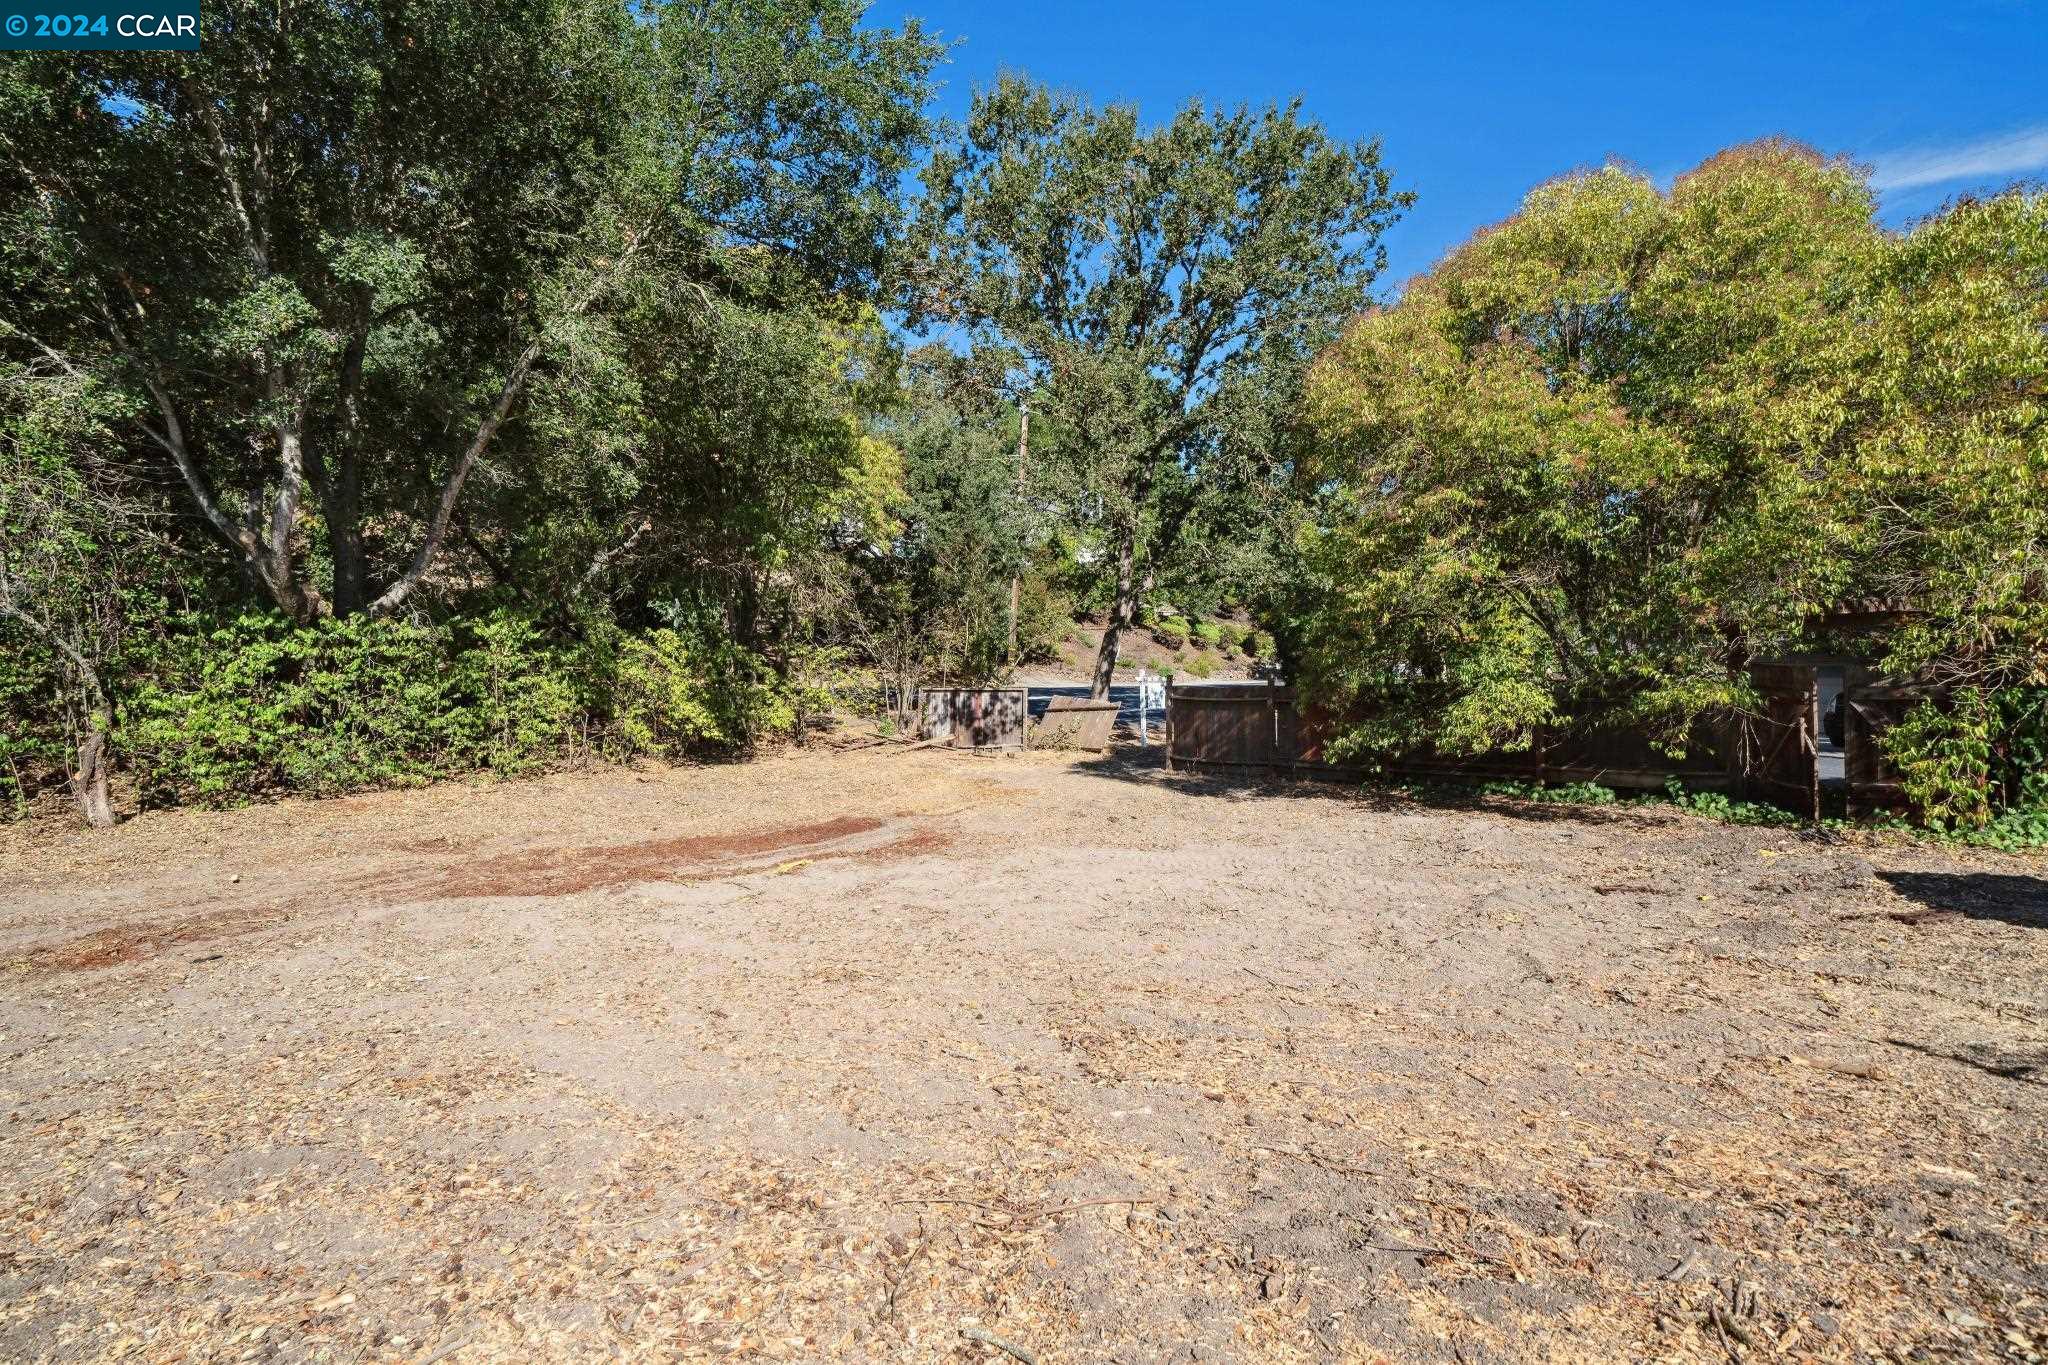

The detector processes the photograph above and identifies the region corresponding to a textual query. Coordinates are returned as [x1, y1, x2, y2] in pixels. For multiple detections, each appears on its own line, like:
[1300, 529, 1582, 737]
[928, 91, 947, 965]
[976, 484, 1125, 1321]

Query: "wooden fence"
[1165, 682, 1735, 792]
[917, 687, 1029, 750]
[1165, 667, 1939, 819]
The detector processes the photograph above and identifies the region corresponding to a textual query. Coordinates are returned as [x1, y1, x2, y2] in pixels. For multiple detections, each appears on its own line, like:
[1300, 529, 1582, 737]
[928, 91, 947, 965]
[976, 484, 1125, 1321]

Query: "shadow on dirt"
[1877, 870, 2048, 931]
[1885, 1035, 2046, 1085]
[1065, 743, 1651, 827]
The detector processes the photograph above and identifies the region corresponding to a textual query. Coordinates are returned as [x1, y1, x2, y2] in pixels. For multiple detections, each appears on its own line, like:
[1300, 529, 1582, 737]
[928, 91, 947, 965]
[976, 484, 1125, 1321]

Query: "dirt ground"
[2, 745, 2044, 1364]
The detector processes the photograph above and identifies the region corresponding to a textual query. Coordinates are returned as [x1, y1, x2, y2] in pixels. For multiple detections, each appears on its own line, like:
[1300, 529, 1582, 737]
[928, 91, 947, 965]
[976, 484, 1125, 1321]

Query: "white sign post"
[1136, 670, 1167, 745]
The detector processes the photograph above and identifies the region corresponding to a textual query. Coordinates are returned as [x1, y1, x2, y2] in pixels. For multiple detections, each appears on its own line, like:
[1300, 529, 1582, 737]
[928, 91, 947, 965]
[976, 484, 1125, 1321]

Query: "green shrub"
[1660, 778, 1800, 827]
[128, 614, 471, 801]
[599, 626, 797, 753]
[1884, 692, 1994, 829]
[604, 627, 733, 757]
[1244, 630, 1274, 659]
[0, 631, 64, 817]
[116, 611, 798, 807]
[1014, 574, 1073, 665]
[1151, 619, 1189, 649]
[451, 613, 580, 774]
[1183, 653, 1215, 679]
[1881, 687, 2048, 841]
[1949, 806, 2048, 852]
[1480, 778, 1615, 805]
[1190, 620, 1223, 647]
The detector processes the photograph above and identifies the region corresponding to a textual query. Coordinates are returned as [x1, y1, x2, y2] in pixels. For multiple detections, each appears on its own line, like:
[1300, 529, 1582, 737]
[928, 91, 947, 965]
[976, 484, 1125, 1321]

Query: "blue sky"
[878, 0, 2048, 293]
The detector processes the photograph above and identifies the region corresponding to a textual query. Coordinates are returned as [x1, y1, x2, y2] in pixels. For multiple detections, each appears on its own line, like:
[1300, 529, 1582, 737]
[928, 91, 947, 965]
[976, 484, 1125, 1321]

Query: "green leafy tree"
[1299, 144, 1883, 757]
[906, 76, 1407, 696]
[0, 0, 938, 619]
[0, 346, 176, 823]
[857, 346, 1040, 689]
[1836, 190, 2048, 691]
[1300, 141, 2047, 787]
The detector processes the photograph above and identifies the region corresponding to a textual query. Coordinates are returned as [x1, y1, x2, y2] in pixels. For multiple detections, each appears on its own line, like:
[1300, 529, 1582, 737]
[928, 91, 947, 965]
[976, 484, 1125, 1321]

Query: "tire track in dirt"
[15, 813, 960, 975]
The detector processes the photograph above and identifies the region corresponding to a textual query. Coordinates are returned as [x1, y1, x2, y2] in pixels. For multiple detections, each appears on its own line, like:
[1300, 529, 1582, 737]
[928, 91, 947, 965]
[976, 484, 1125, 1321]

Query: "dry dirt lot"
[1, 746, 2044, 1363]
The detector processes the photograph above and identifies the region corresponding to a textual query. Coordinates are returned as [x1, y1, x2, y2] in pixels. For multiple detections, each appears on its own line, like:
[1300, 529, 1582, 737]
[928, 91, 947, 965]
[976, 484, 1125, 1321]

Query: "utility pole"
[1007, 398, 1029, 665]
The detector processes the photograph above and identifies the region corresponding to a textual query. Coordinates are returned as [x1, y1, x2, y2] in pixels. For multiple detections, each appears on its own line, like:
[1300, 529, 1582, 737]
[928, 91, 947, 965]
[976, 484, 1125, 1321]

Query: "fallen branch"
[873, 736, 953, 755]
[1001, 1197, 1157, 1223]
[416, 1338, 471, 1365]
[1709, 1301, 1755, 1347]
[1661, 1251, 1702, 1282]
[1755, 1053, 1893, 1082]
[1367, 1241, 1506, 1266]
[894, 1193, 1159, 1229]
[962, 1326, 1038, 1364]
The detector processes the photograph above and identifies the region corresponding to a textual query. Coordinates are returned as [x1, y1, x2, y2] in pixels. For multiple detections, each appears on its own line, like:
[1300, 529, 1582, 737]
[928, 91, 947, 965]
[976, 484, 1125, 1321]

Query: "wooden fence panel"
[1737, 665, 1819, 822]
[918, 687, 1028, 749]
[1167, 688, 1285, 771]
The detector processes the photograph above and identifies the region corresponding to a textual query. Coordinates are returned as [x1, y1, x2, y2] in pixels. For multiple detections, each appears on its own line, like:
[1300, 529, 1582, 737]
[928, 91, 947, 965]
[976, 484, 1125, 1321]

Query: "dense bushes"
[0, 638, 61, 816]
[1882, 688, 2048, 847]
[1151, 619, 1189, 649]
[125, 614, 525, 801]
[0, 611, 808, 813]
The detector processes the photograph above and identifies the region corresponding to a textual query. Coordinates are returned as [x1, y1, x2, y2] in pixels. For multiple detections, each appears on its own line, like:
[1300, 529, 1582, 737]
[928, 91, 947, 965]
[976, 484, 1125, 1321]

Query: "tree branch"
[579, 515, 654, 595]
[363, 239, 644, 618]
[0, 575, 104, 703]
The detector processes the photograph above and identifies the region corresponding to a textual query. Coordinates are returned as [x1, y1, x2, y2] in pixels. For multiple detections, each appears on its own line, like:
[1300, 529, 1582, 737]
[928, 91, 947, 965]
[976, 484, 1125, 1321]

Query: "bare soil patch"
[0, 748, 2042, 1362]
[416, 814, 891, 901]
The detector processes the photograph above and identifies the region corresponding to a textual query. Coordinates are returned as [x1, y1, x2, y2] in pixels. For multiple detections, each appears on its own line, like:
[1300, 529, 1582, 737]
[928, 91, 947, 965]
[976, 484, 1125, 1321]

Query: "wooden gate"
[1739, 665, 1819, 821]
[1165, 682, 1287, 773]
[1840, 675, 1935, 817]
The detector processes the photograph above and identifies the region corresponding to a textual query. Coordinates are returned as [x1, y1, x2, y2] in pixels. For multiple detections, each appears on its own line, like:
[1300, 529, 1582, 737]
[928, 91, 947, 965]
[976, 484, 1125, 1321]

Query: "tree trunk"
[1089, 523, 1140, 699]
[1007, 401, 1029, 665]
[69, 694, 116, 829]
[320, 324, 371, 616]
[0, 594, 120, 826]
[314, 447, 367, 617]
[249, 545, 325, 622]
[326, 515, 367, 617]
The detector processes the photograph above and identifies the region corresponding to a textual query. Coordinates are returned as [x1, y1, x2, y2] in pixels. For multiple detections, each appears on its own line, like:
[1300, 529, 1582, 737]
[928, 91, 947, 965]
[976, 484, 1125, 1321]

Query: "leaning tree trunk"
[68, 691, 116, 829]
[0, 595, 120, 826]
[1089, 526, 1141, 699]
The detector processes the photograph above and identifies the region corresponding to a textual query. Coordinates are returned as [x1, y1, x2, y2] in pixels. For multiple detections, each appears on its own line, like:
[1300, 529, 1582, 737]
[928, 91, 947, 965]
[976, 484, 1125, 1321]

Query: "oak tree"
[906, 77, 1407, 695]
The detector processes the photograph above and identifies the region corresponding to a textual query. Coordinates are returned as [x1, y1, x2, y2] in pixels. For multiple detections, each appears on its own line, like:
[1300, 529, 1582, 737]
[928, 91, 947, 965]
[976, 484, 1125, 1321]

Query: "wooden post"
[1266, 673, 1281, 776]
[1165, 684, 1175, 771]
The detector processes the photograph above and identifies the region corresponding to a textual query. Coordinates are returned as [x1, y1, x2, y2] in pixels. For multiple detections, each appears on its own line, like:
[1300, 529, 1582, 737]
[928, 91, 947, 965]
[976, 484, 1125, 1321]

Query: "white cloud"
[1868, 124, 2048, 192]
